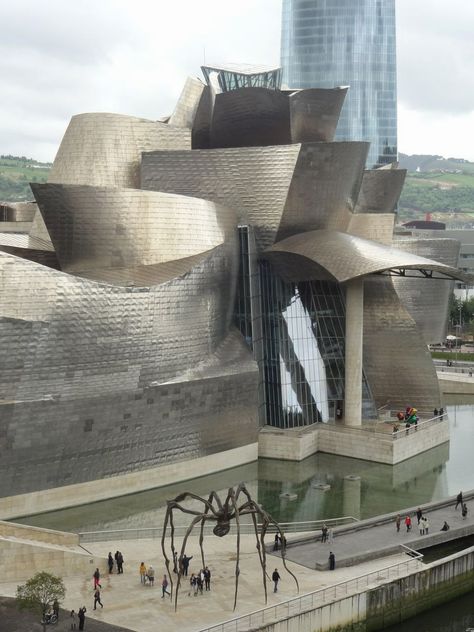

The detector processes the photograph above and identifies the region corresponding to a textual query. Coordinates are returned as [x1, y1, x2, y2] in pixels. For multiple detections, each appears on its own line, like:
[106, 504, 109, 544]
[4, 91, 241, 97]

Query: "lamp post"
[456, 304, 462, 366]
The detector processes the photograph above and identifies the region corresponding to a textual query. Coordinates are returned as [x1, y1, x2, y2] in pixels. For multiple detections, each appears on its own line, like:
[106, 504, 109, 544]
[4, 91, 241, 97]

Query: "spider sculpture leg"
[174, 514, 207, 611]
[199, 492, 222, 569]
[161, 505, 173, 596]
[237, 487, 269, 603]
[228, 487, 241, 611]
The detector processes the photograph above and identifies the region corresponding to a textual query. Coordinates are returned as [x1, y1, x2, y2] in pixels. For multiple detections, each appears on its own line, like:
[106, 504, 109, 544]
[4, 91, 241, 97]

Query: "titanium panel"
[32, 183, 234, 285]
[392, 238, 460, 343]
[0, 243, 238, 403]
[289, 88, 348, 143]
[347, 213, 395, 246]
[266, 230, 470, 283]
[276, 142, 369, 240]
[141, 144, 301, 250]
[355, 169, 407, 214]
[363, 276, 441, 411]
[169, 76, 207, 129]
[210, 88, 290, 148]
[48, 113, 191, 189]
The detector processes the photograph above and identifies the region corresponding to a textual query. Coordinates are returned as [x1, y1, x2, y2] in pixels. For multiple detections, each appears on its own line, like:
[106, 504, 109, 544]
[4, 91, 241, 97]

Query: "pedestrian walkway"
[278, 493, 474, 570]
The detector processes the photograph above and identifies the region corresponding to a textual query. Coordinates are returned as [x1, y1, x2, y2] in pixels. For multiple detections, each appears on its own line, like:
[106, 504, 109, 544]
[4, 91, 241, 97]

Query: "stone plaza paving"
[1, 495, 473, 632]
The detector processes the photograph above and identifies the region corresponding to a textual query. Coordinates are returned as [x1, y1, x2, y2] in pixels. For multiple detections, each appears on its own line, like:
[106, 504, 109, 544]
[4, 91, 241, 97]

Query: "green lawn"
[431, 351, 474, 362]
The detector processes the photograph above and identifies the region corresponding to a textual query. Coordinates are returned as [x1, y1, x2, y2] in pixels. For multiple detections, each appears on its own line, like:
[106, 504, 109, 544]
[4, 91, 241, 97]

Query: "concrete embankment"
[255, 546, 474, 632]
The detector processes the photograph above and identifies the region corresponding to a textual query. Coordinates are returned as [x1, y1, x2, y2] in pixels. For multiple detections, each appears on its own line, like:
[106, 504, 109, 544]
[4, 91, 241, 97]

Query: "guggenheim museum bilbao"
[0, 64, 468, 504]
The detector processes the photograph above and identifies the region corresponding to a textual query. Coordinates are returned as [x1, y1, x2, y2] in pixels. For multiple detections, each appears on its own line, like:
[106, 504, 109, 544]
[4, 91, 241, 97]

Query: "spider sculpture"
[161, 482, 299, 611]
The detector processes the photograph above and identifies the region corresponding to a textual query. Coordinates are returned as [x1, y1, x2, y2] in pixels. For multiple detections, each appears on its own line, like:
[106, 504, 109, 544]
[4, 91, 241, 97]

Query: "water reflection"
[16, 400, 474, 533]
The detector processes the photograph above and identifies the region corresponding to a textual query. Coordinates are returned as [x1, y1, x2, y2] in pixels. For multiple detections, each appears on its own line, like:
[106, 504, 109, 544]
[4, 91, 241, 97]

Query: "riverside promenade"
[279, 492, 474, 570]
[0, 493, 473, 632]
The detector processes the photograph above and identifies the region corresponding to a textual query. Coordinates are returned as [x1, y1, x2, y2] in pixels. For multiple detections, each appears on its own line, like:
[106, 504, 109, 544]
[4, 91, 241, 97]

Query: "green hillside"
[0, 155, 51, 202]
[398, 153, 474, 225]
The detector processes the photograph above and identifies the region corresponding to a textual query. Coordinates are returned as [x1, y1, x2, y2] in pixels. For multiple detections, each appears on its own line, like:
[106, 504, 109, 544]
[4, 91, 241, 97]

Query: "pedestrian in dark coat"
[93, 568, 101, 589]
[182, 554, 193, 576]
[321, 524, 328, 543]
[462, 503, 468, 519]
[93, 590, 103, 610]
[395, 514, 401, 532]
[455, 491, 463, 510]
[117, 551, 124, 574]
[416, 508, 422, 524]
[329, 551, 336, 570]
[204, 566, 211, 591]
[272, 568, 281, 592]
[161, 575, 170, 598]
[273, 533, 279, 551]
[108, 552, 114, 574]
[78, 607, 86, 631]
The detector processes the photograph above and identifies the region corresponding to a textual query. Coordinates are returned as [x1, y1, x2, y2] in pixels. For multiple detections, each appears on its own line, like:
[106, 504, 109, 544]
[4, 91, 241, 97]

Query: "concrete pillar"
[344, 278, 364, 426]
[343, 474, 361, 519]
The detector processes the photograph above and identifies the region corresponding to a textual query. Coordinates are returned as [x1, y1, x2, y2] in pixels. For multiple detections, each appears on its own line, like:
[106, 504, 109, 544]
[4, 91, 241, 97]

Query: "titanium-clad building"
[0, 63, 466, 500]
[281, 0, 397, 168]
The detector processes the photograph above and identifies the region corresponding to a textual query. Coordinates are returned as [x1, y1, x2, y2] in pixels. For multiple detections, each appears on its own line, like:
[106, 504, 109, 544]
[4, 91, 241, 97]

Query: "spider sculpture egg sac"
[213, 521, 230, 537]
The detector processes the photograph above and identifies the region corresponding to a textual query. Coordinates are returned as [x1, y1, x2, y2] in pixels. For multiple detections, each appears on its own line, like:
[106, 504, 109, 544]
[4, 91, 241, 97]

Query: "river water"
[15, 397, 474, 631]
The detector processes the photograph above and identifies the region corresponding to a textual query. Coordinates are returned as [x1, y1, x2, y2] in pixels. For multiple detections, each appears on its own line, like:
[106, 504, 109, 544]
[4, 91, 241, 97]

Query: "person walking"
[139, 562, 147, 584]
[455, 491, 463, 510]
[204, 566, 211, 591]
[70, 609, 77, 630]
[395, 514, 401, 532]
[462, 503, 468, 519]
[328, 551, 336, 570]
[272, 568, 281, 592]
[273, 533, 279, 551]
[93, 589, 103, 610]
[93, 568, 101, 590]
[419, 518, 425, 536]
[107, 552, 114, 574]
[78, 607, 86, 631]
[416, 508, 422, 525]
[161, 574, 170, 598]
[404, 515, 412, 532]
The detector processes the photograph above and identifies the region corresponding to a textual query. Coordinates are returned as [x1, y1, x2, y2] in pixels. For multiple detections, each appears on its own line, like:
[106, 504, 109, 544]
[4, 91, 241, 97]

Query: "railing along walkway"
[78, 516, 358, 543]
[197, 546, 423, 632]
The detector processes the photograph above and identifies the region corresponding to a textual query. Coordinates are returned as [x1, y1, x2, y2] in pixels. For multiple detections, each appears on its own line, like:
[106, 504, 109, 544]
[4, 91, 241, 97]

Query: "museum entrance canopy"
[265, 230, 472, 285]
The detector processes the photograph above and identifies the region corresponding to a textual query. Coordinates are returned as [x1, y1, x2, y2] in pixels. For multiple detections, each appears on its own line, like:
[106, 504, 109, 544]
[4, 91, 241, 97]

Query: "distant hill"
[399, 153, 474, 174]
[0, 155, 51, 202]
[398, 153, 474, 226]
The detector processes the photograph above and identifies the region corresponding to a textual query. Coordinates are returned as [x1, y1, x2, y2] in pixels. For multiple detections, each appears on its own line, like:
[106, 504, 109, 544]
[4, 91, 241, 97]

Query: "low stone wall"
[258, 422, 449, 465]
[0, 443, 258, 520]
[438, 374, 474, 395]
[0, 520, 78, 546]
[251, 546, 474, 632]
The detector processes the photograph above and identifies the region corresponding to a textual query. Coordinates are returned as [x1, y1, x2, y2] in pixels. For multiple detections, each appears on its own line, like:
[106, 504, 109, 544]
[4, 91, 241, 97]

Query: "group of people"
[320, 523, 334, 543]
[189, 567, 212, 595]
[69, 606, 86, 630]
[395, 491, 469, 535]
[433, 407, 445, 419]
[273, 533, 287, 551]
[107, 550, 124, 574]
[139, 562, 156, 586]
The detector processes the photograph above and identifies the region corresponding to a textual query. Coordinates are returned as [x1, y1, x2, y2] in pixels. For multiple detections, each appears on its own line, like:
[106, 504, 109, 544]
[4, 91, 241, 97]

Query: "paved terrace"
[278, 492, 474, 570]
[1, 494, 473, 632]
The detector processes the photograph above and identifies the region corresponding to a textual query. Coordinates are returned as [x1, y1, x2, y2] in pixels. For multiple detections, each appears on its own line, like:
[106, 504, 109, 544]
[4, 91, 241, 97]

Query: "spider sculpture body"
[161, 482, 299, 611]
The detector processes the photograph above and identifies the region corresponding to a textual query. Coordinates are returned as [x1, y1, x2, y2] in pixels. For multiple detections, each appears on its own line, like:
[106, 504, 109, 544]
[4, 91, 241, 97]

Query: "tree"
[16, 571, 66, 631]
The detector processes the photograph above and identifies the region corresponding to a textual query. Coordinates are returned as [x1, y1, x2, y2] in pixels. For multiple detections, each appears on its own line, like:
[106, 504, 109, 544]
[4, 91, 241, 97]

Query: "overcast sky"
[0, 0, 473, 162]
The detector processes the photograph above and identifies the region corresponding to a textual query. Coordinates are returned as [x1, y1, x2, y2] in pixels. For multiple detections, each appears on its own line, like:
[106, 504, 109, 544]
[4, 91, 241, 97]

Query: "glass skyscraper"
[281, 0, 397, 168]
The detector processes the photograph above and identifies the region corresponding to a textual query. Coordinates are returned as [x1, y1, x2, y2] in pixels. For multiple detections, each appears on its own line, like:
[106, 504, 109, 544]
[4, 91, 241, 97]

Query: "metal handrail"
[197, 547, 423, 632]
[391, 414, 446, 439]
[78, 516, 359, 543]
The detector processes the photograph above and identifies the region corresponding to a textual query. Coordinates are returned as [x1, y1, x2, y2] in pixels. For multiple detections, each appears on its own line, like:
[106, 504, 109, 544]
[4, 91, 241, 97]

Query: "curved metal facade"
[392, 238, 461, 344]
[0, 63, 464, 497]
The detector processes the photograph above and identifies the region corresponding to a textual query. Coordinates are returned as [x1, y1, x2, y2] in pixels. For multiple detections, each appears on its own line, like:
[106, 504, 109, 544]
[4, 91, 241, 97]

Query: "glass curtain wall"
[235, 227, 376, 428]
[281, 0, 397, 168]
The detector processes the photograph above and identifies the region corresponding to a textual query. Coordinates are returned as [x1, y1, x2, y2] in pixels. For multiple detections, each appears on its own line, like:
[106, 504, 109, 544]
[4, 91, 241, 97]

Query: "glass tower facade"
[281, 0, 397, 168]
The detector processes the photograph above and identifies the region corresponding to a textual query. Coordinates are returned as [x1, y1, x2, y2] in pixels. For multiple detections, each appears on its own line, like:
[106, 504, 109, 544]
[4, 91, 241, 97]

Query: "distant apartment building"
[281, 0, 397, 168]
